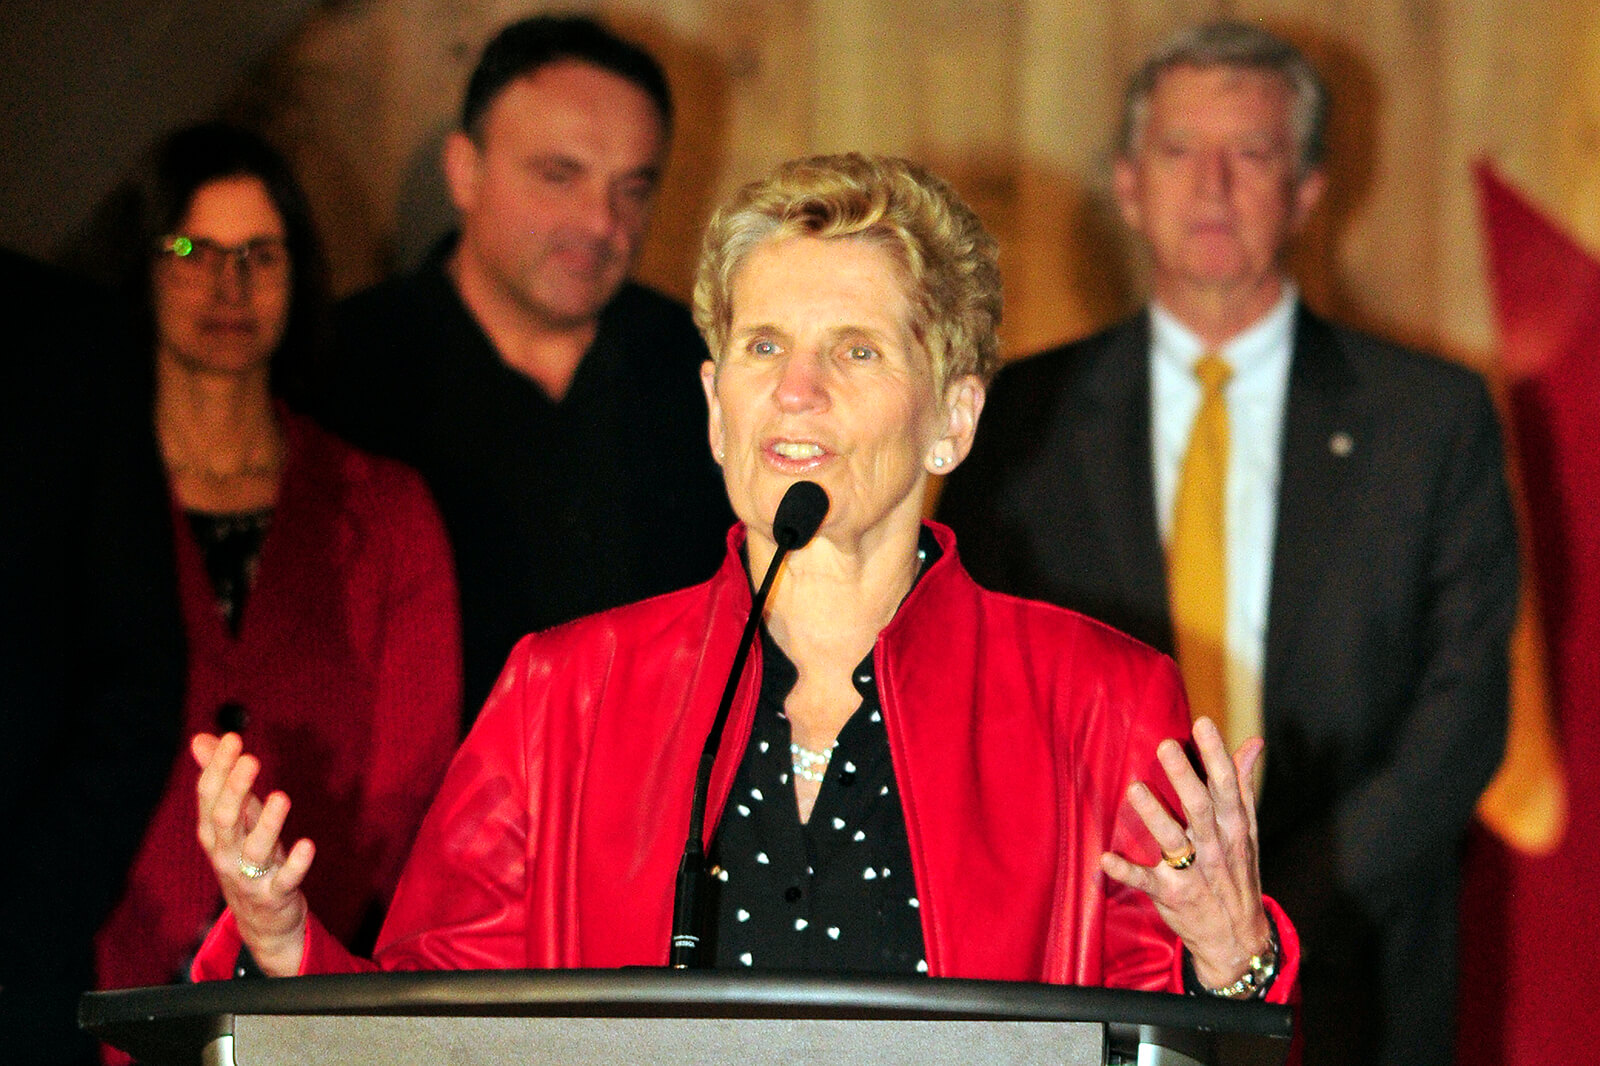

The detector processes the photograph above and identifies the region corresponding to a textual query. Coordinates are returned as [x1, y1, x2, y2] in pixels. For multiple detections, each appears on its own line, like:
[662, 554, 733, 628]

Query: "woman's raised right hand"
[193, 732, 314, 976]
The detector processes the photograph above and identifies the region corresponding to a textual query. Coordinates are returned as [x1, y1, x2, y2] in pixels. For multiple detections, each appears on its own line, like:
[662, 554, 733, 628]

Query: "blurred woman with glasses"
[89, 123, 461, 1058]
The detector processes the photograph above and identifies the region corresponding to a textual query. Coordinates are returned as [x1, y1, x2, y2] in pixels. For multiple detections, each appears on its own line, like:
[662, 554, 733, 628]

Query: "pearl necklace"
[790, 741, 836, 784]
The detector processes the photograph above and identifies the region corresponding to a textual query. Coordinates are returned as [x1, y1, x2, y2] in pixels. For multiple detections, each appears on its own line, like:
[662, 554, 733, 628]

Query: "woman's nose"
[774, 349, 830, 412]
[212, 256, 251, 302]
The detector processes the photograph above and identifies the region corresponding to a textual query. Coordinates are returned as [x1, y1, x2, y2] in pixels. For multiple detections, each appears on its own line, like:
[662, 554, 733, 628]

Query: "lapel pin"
[1330, 431, 1354, 457]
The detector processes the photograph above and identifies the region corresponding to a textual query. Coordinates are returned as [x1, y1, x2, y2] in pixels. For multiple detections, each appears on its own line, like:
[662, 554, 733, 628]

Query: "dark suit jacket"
[940, 305, 1518, 1066]
[0, 250, 185, 1065]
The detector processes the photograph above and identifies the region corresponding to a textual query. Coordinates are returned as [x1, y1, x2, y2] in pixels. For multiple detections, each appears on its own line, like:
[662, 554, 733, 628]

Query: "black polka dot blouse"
[707, 535, 938, 975]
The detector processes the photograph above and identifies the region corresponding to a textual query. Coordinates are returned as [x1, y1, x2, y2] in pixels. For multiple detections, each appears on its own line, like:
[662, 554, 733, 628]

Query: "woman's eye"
[750, 339, 779, 356]
[846, 344, 878, 361]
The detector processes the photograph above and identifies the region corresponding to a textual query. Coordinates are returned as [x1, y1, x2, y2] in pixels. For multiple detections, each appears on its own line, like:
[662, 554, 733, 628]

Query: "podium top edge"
[82, 969, 1290, 1039]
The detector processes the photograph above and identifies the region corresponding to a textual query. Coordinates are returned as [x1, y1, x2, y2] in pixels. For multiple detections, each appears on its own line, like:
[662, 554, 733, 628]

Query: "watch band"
[1205, 929, 1280, 1001]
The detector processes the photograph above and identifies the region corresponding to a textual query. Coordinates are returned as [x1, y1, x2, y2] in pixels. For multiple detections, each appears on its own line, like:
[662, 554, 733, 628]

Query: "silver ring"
[237, 855, 271, 880]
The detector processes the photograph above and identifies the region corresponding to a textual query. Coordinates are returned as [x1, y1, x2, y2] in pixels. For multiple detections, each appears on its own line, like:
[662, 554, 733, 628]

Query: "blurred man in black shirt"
[309, 17, 732, 720]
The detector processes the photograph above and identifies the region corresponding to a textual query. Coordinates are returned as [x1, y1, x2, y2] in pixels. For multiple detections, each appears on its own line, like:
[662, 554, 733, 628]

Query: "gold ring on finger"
[237, 855, 271, 880]
[1162, 844, 1197, 870]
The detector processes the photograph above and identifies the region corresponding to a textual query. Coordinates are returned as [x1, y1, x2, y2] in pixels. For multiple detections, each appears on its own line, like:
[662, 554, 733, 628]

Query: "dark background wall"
[0, 0, 314, 261]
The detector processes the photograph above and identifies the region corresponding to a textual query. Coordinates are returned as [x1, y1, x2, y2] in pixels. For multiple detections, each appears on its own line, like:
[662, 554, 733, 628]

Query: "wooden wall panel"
[1296, 0, 1446, 345]
[1005, 0, 1132, 354]
[245, 0, 1599, 370]
[242, 7, 395, 294]
[700, 0, 814, 202]
[1553, 7, 1600, 245]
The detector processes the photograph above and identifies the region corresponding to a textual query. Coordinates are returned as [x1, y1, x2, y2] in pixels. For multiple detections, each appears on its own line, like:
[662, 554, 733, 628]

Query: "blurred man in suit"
[940, 22, 1517, 1066]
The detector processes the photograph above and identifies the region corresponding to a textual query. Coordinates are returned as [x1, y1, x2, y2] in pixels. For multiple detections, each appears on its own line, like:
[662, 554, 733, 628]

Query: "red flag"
[1458, 163, 1600, 1065]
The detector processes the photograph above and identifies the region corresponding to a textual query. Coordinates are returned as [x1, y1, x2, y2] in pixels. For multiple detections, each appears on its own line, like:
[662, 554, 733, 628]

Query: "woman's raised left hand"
[1099, 716, 1273, 991]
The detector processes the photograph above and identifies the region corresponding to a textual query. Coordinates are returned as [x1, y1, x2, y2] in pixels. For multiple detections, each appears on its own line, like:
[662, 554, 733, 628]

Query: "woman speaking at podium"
[189, 154, 1297, 1006]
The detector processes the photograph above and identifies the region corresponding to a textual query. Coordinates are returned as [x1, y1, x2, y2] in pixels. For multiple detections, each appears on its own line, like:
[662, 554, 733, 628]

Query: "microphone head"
[772, 480, 830, 550]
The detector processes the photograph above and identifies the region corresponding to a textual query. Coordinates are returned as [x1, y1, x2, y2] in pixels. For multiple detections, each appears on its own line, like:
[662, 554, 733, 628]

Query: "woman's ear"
[701, 360, 726, 464]
[926, 375, 986, 474]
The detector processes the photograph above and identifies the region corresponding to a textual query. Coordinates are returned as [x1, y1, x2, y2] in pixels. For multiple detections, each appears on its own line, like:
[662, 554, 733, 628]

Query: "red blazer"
[195, 523, 1296, 1002]
[99, 414, 460, 1004]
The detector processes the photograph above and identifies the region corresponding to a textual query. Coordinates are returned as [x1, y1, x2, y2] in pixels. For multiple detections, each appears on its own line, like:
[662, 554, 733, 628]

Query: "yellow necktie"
[1169, 352, 1234, 742]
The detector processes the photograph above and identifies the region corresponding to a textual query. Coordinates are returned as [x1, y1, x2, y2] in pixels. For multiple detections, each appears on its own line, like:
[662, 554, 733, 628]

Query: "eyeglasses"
[157, 234, 290, 285]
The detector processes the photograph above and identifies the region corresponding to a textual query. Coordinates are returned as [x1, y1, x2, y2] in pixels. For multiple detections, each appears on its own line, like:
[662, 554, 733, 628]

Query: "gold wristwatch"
[1206, 930, 1280, 1001]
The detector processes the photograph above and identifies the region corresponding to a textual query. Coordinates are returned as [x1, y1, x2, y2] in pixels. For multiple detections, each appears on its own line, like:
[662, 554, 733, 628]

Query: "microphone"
[772, 479, 829, 550]
[669, 480, 829, 968]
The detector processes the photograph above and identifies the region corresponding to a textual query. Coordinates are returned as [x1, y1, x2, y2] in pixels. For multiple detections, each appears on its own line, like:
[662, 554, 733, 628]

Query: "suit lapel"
[1072, 313, 1173, 652]
[1263, 305, 1363, 697]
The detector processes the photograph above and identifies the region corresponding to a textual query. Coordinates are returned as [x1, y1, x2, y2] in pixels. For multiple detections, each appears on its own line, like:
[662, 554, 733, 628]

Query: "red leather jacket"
[195, 523, 1297, 1001]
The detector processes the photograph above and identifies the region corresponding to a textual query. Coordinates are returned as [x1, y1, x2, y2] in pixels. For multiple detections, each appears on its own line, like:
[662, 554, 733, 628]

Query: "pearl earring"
[932, 455, 948, 469]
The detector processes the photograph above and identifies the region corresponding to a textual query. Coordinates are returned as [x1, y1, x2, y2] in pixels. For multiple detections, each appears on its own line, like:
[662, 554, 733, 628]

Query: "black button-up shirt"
[708, 535, 939, 974]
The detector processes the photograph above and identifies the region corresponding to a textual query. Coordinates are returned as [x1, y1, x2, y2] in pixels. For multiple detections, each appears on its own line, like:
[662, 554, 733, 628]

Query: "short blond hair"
[693, 153, 1002, 389]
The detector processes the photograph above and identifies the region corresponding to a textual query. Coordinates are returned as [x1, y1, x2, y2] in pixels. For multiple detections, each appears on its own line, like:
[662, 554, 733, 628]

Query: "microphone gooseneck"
[668, 480, 829, 968]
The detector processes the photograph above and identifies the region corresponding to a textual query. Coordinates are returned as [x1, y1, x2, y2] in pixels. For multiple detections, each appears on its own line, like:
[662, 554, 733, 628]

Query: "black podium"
[82, 970, 1292, 1065]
